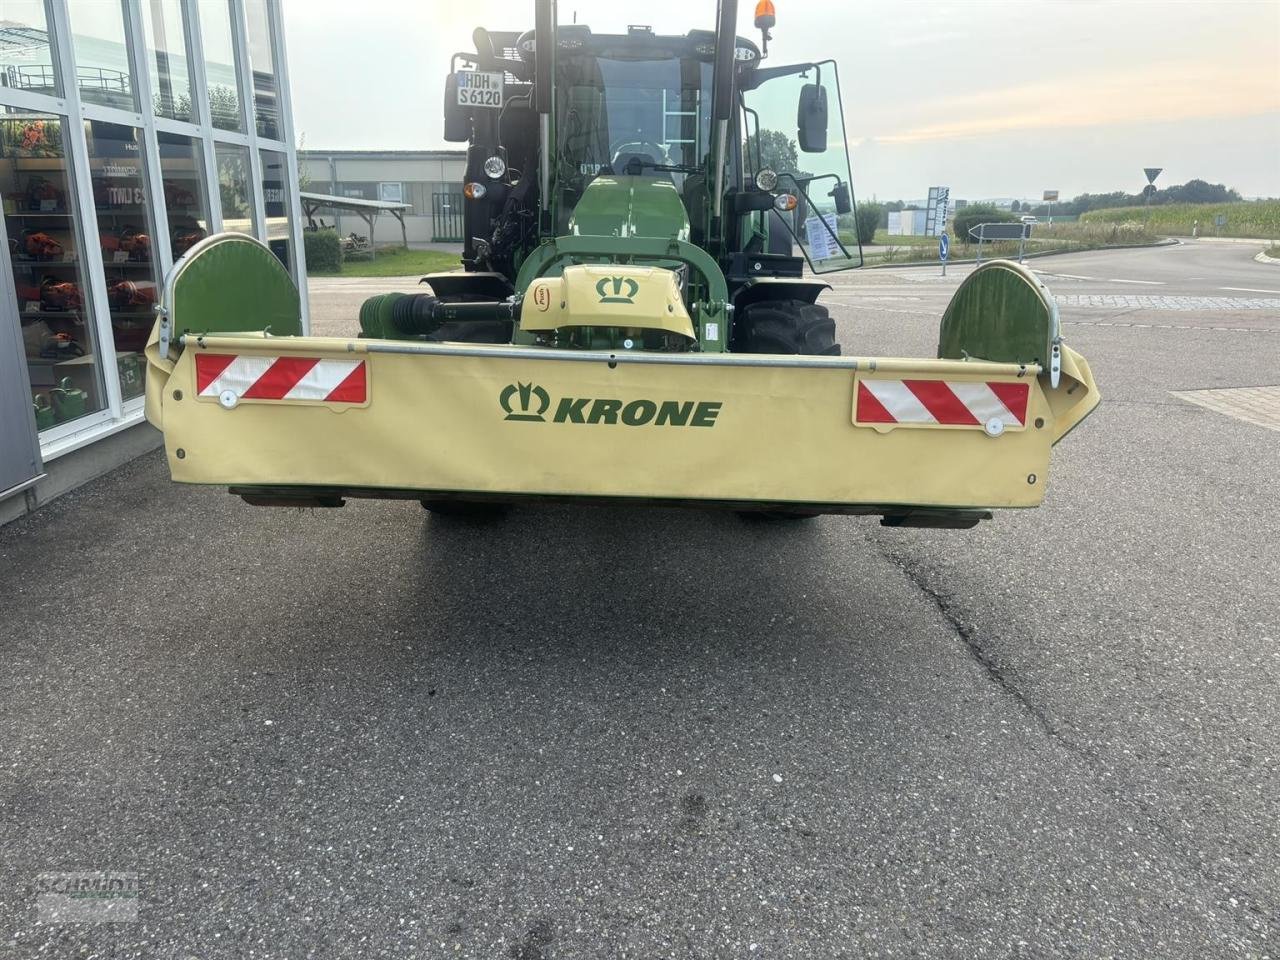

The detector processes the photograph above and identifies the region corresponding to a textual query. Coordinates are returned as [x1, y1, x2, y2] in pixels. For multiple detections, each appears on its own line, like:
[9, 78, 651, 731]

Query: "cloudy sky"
[282, 0, 1280, 201]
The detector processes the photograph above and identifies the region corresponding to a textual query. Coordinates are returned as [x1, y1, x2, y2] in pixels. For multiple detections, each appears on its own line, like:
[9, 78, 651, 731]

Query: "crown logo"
[499, 381, 551, 421]
[595, 275, 639, 304]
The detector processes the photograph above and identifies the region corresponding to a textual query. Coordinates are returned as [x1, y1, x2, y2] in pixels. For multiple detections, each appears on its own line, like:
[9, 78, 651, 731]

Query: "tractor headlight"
[482, 155, 507, 179]
[774, 193, 797, 211]
[755, 168, 778, 192]
[463, 182, 487, 199]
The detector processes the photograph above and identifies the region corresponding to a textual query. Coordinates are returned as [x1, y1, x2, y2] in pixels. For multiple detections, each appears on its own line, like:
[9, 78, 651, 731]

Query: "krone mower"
[144, 0, 1097, 527]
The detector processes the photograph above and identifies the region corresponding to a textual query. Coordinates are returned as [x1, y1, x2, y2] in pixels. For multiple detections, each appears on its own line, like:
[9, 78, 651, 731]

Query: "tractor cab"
[443, 5, 861, 299]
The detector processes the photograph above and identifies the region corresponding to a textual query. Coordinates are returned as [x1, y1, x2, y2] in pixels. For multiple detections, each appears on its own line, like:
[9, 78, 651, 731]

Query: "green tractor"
[380, 0, 860, 358]
[144, 0, 1097, 526]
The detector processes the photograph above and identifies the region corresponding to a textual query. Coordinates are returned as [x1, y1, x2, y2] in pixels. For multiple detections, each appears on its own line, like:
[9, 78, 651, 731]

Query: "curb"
[865, 238, 1176, 270]
[1255, 251, 1280, 265]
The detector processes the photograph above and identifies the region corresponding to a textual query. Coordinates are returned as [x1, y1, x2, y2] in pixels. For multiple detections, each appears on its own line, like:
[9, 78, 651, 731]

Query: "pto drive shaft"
[358, 292, 519, 339]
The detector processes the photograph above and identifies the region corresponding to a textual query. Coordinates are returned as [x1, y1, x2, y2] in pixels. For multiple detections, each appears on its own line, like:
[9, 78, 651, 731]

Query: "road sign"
[971, 222, 1027, 241]
[1043, 190, 1059, 201]
[1214, 214, 1227, 227]
[939, 233, 950, 260]
[926, 186, 950, 237]
[1144, 167, 1162, 184]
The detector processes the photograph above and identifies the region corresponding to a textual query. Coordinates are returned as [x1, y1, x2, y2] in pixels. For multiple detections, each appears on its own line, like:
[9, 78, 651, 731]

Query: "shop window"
[0, 1, 61, 98]
[68, 0, 138, 112]
[336, 181, 376, 201]
[243, 0, 281, 140]
[158, 132, 211, 261]
[215, 141, 254, 234]
[85, 121, 157, 402]
[258, 148, 292, 276]
[1, 109, 106, 431]
[197, 0, 242, 133]
[141, 0, 198, 123]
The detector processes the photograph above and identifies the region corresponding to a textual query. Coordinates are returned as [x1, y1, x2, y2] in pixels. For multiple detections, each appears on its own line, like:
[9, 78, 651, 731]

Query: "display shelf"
[20, 310, 86, 323]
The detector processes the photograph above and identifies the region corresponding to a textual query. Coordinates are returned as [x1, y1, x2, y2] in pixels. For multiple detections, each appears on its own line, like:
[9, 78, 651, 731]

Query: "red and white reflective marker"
[195, 354, 367, 406]
[856, 378, 1029, 433]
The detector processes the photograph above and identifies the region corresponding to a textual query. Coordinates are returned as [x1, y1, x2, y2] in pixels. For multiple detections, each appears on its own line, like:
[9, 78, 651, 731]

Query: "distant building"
[298, 150, 466, 244]
[887, 208, 929, 236]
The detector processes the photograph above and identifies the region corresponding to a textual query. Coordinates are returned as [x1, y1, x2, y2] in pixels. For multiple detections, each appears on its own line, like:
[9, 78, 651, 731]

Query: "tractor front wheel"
[730, 299, 840, 356]
[731, 299, 838, 522]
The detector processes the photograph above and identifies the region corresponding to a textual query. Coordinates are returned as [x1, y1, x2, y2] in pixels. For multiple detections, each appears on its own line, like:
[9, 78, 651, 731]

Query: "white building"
[298, 149, 466, 245]
[886, 208, 929, 236]
[1, 0, 305, 521]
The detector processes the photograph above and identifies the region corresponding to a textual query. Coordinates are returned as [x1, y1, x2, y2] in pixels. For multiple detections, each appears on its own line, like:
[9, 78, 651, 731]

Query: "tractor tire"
[731, 300, 836, 522]
[730, 299, 840, 356]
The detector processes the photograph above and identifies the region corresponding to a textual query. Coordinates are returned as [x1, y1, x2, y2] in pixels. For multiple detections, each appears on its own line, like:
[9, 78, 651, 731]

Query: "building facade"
[0, 0, 306, 516]
[298, 149, 465, 245]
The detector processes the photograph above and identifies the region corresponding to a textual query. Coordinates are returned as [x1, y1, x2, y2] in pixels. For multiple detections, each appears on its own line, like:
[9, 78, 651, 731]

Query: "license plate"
[455, 71, 504, 108]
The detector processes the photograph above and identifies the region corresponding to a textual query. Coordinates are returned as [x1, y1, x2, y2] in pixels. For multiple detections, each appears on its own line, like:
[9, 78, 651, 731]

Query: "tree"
[745, 128, 799, 174]
[1010, 199, 1021, 212]
[855, 201, 882, 245]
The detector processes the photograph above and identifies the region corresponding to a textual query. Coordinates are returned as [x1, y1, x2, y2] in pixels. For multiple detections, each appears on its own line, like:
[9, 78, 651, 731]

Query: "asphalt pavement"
[1, 240, 1277, 958]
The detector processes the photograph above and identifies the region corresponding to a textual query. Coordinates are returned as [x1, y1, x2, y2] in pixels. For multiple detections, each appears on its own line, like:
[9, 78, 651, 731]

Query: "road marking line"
[1221, 286, 1280, 295]
[1107, 278, 1165, 285]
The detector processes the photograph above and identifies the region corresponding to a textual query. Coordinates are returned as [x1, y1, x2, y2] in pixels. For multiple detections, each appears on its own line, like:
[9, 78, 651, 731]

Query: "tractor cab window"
[556, 55, 712, 222]
[743, 60, 862, 272]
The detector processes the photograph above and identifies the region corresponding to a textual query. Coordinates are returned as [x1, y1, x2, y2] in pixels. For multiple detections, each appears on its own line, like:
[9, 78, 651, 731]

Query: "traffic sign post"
[1143, 168, 1162, 220]
[939, 232, 949, 276]
[1043, 189, 1058, 224]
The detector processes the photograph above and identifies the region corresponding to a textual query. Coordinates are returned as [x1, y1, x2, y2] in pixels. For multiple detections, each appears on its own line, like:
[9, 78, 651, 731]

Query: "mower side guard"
[146, 233, 301, 429]
[938, 259, 1097, 443]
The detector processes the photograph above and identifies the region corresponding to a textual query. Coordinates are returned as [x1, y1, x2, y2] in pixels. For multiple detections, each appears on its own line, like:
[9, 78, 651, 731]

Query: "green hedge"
[952, 204, 1017, 243]
[303, 228, 342, 273]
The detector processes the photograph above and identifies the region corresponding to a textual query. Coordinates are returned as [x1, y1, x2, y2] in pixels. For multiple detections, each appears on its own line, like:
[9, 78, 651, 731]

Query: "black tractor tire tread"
[732, 299, 840, 356]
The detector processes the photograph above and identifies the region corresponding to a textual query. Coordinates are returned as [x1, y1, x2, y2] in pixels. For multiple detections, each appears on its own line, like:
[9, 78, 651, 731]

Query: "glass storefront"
[259, 148, 292, 275]
[68, 1, 138, 112]
[0, 1, 303, 455]
[2, 108, 105, 429]
[141, 0, 198, 123]
[158, 132, 211, 260]
[0, 2, 61, 98]
[215, 141, 254, 235]
[198, 0, 243, 133]
[86, 120, 158, 402]
[243, 0, 280, 140]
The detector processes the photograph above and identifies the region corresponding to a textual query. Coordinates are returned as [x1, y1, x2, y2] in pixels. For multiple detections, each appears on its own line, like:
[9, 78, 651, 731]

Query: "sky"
[281, 0, 1280, 201]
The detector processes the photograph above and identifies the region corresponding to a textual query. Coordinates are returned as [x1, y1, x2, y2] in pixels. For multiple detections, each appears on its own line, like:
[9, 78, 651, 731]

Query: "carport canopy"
[299, 191, 412, 254]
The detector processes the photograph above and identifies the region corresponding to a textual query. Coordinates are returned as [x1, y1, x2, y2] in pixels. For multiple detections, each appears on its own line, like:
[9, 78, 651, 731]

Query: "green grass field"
[309, 246, 461, 278]
[858, 221, 1160, 265]
[1081, 200, 1280, 240]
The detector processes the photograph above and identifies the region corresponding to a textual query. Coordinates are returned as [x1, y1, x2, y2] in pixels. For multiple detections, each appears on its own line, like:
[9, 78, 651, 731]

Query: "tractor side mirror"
[797, 83, 828, 153]
[443, 74, 469, 142]
[830, 181, 852, 215]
